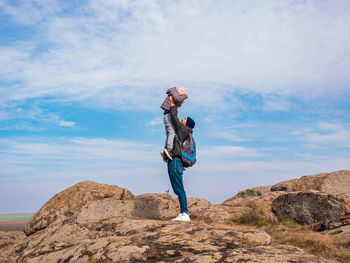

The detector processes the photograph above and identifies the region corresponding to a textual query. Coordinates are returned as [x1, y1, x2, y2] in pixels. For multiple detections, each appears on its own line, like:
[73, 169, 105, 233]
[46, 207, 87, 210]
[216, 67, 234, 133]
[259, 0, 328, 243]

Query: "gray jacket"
[160, 87, 188, 111]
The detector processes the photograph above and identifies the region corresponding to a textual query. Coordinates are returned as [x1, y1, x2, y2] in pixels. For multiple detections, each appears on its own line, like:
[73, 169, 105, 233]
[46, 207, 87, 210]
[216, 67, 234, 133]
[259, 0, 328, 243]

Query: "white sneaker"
[171, 213, 191, 222]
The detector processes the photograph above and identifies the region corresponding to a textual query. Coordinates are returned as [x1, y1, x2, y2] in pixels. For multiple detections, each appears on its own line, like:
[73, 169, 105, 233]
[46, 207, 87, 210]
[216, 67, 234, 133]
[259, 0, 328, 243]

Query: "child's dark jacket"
[160, 87, 187, 111]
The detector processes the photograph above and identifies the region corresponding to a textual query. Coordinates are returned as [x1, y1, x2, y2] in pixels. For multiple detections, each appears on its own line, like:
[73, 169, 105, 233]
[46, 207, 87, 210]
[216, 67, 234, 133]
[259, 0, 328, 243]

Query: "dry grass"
[231, 213, 270, 227]
[267, 222, 350, 263]
[230, 206, 273, 227]
[210, 222, 260, 231]
[231, 215, 350, 263]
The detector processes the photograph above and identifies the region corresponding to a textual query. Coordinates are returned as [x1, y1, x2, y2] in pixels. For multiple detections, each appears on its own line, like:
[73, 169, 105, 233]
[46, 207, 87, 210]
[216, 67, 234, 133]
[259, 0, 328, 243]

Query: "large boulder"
[133, 193, 178, 219]
[132, 194, 210, 219]
[271, 170, 350, 195]
[272, 191, 348, 230]
[132, 194, 211, 220]
[73, 193, 182, 224]
[191, 186, 281, 225]
[226, 185, 272, 200]
[269, 170, 350, 230]
[25, 182, 214, 237]
[24, 180, 134, 236]
[200, 170, 350, 230]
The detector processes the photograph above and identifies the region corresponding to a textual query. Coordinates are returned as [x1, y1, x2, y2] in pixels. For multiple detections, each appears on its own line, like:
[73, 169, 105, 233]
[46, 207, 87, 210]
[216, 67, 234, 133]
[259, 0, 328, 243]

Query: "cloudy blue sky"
[1, 0, 349, 213]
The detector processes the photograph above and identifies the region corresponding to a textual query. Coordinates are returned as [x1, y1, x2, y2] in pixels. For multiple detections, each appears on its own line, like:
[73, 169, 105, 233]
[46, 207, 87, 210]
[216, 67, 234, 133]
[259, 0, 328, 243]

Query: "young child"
[160, 86, 188, 161]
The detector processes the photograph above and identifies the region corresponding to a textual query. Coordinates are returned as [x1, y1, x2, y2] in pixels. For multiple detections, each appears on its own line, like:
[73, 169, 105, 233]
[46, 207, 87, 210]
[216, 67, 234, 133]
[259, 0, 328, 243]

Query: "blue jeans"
[167, 157, 188, 214]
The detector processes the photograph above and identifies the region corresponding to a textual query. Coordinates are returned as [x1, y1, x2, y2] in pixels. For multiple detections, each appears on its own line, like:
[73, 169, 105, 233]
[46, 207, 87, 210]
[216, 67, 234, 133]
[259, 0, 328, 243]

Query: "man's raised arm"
[169, 96, 182, 130]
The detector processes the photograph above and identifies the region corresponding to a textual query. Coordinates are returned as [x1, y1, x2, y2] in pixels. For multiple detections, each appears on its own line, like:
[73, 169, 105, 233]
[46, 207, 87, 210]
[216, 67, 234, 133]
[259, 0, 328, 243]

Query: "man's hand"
[169, 95, 175, 106]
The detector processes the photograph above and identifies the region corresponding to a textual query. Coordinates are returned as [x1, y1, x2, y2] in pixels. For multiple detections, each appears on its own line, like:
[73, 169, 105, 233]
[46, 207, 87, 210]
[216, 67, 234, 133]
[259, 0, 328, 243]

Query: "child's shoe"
[160, 151, 168, 163]
[163, 148, 173, 160]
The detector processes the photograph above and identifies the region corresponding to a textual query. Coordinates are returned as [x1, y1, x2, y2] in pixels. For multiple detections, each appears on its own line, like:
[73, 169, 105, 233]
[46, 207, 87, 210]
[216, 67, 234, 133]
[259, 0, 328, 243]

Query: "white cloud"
[298, 122, 350, 147]
[0, 103, 78, 130]
[59, 120, 75, 127]
[0, 136, 349, 207]
[317, 122, 344, 131]
[1, 0, 349, 210]
[207, 130, 246, 142]
[0, 0, 60, 25]
[263, 95, 295, 112]
[146, 117, 162, 127]
[200, 146, 263, 158]
[0, 137, 169, 210]
[0, 0, 349, 110]
[0, 137, 158, 163]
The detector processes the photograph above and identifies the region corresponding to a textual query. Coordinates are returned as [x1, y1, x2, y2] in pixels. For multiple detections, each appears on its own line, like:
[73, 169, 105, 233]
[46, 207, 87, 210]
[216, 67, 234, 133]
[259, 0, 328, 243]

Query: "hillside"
[1, 170, 349, 262]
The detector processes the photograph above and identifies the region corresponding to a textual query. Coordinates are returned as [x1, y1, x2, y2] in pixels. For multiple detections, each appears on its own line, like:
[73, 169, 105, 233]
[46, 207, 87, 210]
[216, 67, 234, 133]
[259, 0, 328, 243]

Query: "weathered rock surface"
[4, 170, 350, 262]
[0, 231, 25, 250]
[25, 181, 213, 238]
[184, 171, 350, 230]
[24, 180, 134, 236]
[133, 194, 212, 220]
[272, 191, 348, 230]
[269, 170, 350, 229]
[323, 224, 350, 248]
[227, 185, 272, 200]
[3, 217, 334, 263]
[271, 170, 350, 195]
[0, 231, 26, 263]
[190, 170, 350, 235]
[1, 179, 338, 263]
[189, 186, 281, 225]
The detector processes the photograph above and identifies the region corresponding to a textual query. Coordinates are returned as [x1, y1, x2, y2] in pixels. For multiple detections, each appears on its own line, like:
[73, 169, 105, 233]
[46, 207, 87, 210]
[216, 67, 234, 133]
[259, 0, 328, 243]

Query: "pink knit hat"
[177, 86, 188, 96]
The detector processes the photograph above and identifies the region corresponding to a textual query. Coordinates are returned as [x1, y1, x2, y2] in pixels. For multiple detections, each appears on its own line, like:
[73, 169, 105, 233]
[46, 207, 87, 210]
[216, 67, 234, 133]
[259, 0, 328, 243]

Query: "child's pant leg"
[163, 113, 175, 150]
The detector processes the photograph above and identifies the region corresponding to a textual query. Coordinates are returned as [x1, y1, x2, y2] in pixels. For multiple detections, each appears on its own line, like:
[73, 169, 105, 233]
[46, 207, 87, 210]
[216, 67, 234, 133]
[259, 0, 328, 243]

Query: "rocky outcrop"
[269, 170, 350, 229]
[272, 191, 348, 230]
[190, 170, 350, 232]
[323, 224, 350, 248]
[4, 215, 333, 262]
[0, 231, 25, 263]
[271, 170, 350, 195]
[0, 231, 25, 250]
[173, 170, 350, 230]
[189, 186, 280, 225]
[133, 194, 211, 220]
[3, 170, 350, 262]
[24, 180, 134, 236]
[5, 216, 282, 262]
[227, 185, 272, 200]
[25, 182, 212, 238]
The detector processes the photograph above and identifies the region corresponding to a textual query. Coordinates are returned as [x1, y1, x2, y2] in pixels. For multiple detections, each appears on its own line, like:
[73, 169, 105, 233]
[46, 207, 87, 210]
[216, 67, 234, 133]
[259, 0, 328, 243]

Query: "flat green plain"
[0, 214, 33, 221]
